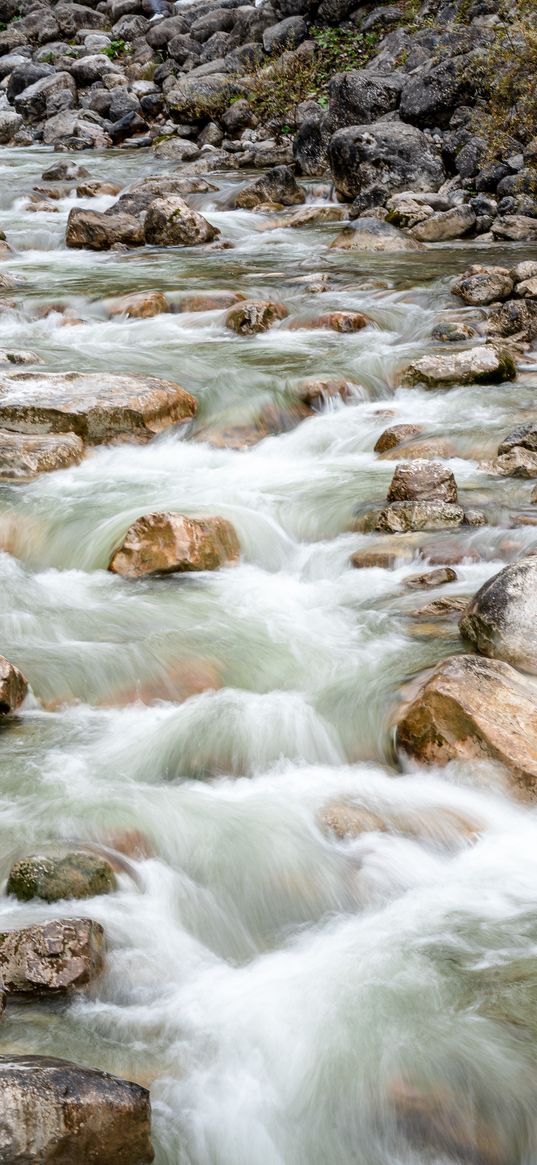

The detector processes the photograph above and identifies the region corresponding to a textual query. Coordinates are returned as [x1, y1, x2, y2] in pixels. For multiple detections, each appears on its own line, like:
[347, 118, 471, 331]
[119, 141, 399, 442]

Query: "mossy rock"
[7, 852, 117, 903]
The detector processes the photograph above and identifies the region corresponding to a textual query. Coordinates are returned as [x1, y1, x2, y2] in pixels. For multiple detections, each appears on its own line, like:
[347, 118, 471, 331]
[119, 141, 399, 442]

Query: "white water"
[1, 146, 537, 1163]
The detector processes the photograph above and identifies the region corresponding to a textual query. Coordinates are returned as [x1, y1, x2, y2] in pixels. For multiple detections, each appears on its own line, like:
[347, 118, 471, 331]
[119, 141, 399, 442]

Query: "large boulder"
[402, 347, 516, 388]
[0, 430, 84, 480]
[399, 56, 474, 128]
[409, 205, 476, 242]
[498, 422, 537, 456]
[330, 218, 423, 253]
[387, 461, 458, 504]
[0, 371, 197, 445]
[235, 165, 305, 209]
[328, 122, 445, 207]
[13, 72, 76, 123]
[0, 918, 104, 995]
[7, 851, 117, 903]
[66, 209, 144, 250]
[0, 1056, 154, 1165]
[327, 69, 400, 130]
[485, 299, 537, 344]
[143, 197, 219, 247]
[0, 655, 28, 715]
[396, 654, 537, 796]
[166, 74, 235, 121]
[108, 512, 240, 578]
[43, 110, 111, 148]
[459, 557, 537, 674]
[0, 111, 22, 144]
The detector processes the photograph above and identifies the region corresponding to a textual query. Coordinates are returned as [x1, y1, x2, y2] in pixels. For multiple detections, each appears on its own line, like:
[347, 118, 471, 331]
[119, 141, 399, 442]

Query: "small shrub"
[101, 38, 128, 60]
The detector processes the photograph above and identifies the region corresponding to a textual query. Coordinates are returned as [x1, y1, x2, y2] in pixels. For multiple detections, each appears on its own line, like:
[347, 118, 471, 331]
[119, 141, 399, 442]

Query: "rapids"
[1, 145, 537, 1164]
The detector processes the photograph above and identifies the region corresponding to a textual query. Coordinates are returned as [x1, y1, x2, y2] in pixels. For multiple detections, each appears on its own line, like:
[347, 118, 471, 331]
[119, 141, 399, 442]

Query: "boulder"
[14, 72, 76, 123]
[492, 215, 537, 242]
[359, 501, 465, 533]
[225, 300, 288, 335]
[0, 1056, 153, 1165]
[0, 371, 196, 445]
[0, 429, 84, 480]
[403, 566, 457, 590]
[262, 15, 307, 52]
[105, 291, 171, 319]
[42, 161, 89, 181]
[166, 74, 234, 122]
[328, 122, 444, 207]
[412, 595, 469, 619]
[327, 69, 400, 131]
[330, 218, 423, 253]
[399, 56, 473, 128]
[485, 300, 537, 344]
[451, 266, 514, 306]
[498, 423, 537, 456]
[265, 206, 345, 229]
[494, 448, 537, 478]
[7, 851, 117, 903]
[409, 205, 476, 242]
[108, 512, 240, 578]
[66, 209, 143, 250]
[516, 276, 537, 299]
[374, 424, 423, 453]
[292, 115, 330, 177]
[43, 110, 111, 148]
[296, 376, 354, 406]
[0, 918, 104, 995]
[459, 557, 537, 674]
[350, 548, 402, 569]
[396, 654, 537, 796]
[0, 655, 28, 715]
[144, 196, 219, 247]
[387, 461, 458, 504]
[69, 54, 118, 87]
[235, 165, 305, 210]
[402, 347, 516, 388]
[0, 111, 22, 144]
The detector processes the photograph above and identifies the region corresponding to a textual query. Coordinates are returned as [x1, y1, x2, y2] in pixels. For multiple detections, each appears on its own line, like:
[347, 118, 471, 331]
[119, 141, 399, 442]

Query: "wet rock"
[320, 800, 480, 846]
[0, 655, 28, 715]
[498, 422, 537, 456]
[409, 205, 476, 242]
[402, 346, 516, 388]
[350, 548, 400, 569]
[225, 300, 288, 335]
[42, 161, 89, 181]
[396, 654, 537, 796]
[451, 266, 514, 306]
[485, 299, 537, 344]
[77, 181, 122, 198]
[390, 1078, 511, 1165]
[0, 371, 196, 445]
[179, 292, 244, 312]
[289, 311, 370, 333]
[330, 218, 423, 253]
[264, 206, 345, 229]
[66, 209, 144, 250]
[374, 424, 423, 454]
[108, 512, 240, 578]
[196, 403, 311, 449]
[495, 448, 537, 478]
[379, 438, 458, 462]
[7, 851, 117, 903]
[431, 320, 477, 342]
[0, 1055, 154, 1165]
[412, 594, 469, 618]
[236, 166, 305, 210]
[0, 918, 104, 995]
[328, 122, 445, 207]
[460, 556, 537, 674]
[464, 509, 487, 527]
[105, 291, 171, 319]
[359, 501, 465, 534]
[492, 215, 537, 241]
[0, 429, 84, 480]
[296, 377, 354, 407]
[387, 461, 458, 505]
[144, 196, 219, 247]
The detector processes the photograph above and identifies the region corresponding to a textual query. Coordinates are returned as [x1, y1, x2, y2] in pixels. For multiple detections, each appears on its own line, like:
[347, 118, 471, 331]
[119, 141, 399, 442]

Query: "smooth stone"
[225, 300, 288, 335]
[330, 217, 424, 252]
[460, 556, 537, 674]
[0, 430, 84, 480]
[0, 655, 28, 715]
[108, 512, 240, 578]
[374, 424, 423, 453]
[403, 566, 457, 590]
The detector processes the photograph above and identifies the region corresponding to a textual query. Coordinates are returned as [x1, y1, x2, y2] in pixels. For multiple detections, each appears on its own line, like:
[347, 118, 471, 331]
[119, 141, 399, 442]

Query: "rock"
[451, 266, 514, 306]
[409, 205, 476, 242]
[105, 291, 171, 319]
[179, 292, 244, 312]
[0, 430, 84, 480]
[69, 54, 118, 87]
[265, 206, 345, 229]
[108, 512, 240, 578]
[289, 311, 369, 333]
[412, 595, 469, 618]
[43, 110, 111, 149]
[0, 372, 196, 445]
[77, 181, 122, 198]
[495, 449, 537, 478]
[459, 557, 537, 674]
[511, 261, 537, 283]
[262, 15, 307, 52]
[516, 276, 537, 299]
[374, 424, 423, 453]
[350, 548, 400, 569]
[492, 215, 537, 241]
[7, 851, 117, 903]
[0, 655, 28, 715]
[431, 321, 477, 343]
[293, 115, 330, 177]
[0, 918, 104, 995]
[296, 376, 354, 406]
[498, 423, 537, 456]
[14, 71, 76, 123]
[379, 438, 456, 462]
[225, 300, 288, 335]
[485, 300, 537, 344]
[0, 111, 22, 144]
[402, 347, 516, 388]
[464, 509, 487, 527]
[399, 57, 473, 128]
[236, 165, 305, 210]
[0, 1055, 153, 1165]
[153, 136, 200, 161]
[396, 654, 537, 795]
[403, 566, 457, 590]
[42, 161, 89, 181]
[166, 74, 234, 122]
[66, 209, 144, 250]
[143, 196, 219, 247]
[327, 69, 400, 131]
[390, 1078, 511, 1165]
[387, 461, 458, 505]
[330, 218, 423, 253]
[328, 122, 445, 207]
[319, 800, 480, 845]
[359, 501, 465, 534]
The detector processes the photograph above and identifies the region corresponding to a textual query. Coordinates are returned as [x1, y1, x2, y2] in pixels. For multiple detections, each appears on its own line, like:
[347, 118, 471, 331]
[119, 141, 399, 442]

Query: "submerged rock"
[0, 1055, 154, 1165]
[0, 655, 28, 715]
[330, 218, 423, 252]
[0, 429, 84, 480]
[402, 347, 516, 387]
[460, 557, 537, 674]
[387, 461, 458, 504]
[108, 512, 240, 578]
[105, 291, 171, 319]
[225, 300, 288, 335]
[7, 851, 117, 903]
[0, 918, 104, 995]
[403, 566, 457, 590]
[144, 196, 219, 247]
[289, 311, 370, 333]
[411, 595, 469, 618]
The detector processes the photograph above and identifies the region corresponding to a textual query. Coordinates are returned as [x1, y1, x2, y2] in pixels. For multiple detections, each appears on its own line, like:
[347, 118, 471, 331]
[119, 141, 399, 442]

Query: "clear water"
[1, 145, 537, 1164]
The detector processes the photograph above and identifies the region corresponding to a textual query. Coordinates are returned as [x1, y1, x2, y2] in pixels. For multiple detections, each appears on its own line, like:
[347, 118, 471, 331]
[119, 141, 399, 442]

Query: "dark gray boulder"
[460, 557, 537, 674]
[399, 56, 474, 128]
[328, 121, 445, 206]
[327, 69, 401, 131]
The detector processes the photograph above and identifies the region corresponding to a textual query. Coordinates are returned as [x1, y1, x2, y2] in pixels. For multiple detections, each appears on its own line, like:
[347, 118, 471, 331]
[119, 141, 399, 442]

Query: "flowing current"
[2, 146, 537, 1165]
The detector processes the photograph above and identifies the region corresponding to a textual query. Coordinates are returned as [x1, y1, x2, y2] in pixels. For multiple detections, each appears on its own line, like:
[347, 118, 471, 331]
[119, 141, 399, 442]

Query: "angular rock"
[225, 300, 288, 335]
[0, 1056, 154, 1165]
[108, 512, 240, 578]
[144, 196, 219, 247]
[0, 429, 84, 480]
[66, 209, 143, 250]
[0, 655, 28, 715]
[387, 461, 458, 505]
[328, 122, 445, 206]
[485, 299, 537, 344]
[399, 57, 473, 128]
[0, 372, 196, 445]
[374, 424, 423, 453]
[412, 595, 469, 619]
[495, 448, 537, 478]
[166, 74, 234, 122]
[402, 347, 516, 388]
[516, 276, 537, 299]
[396, 654, 537, 796]
[460, 557, 537, 674]
[236, 165, 305, 210]
[403, 566, 457, 590]
[327, 69, 400, 131]
[0, 918, 104, 995]
[451, 266, 514, 306]
[492, 215, 537, 242]
[330, 218, 423, 252]
[359, 501, 465, 534]
[14, 71, 76, 123]
[0, 111, 22, 145]
[409, 205, 476, 242]
[498, 423, 537, 456]
[7, 851, 117, 903]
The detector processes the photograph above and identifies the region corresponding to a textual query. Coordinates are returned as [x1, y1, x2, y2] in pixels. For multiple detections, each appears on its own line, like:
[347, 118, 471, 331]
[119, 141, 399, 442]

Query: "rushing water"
[2, 145, 537, 1163]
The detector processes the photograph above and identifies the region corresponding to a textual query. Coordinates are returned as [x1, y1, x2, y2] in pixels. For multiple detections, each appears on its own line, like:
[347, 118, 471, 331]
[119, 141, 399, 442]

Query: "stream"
[2, 144, 537, 1164]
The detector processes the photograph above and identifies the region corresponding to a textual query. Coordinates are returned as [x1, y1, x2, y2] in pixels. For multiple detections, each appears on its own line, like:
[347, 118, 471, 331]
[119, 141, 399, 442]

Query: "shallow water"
[1, 145, 537, 1163]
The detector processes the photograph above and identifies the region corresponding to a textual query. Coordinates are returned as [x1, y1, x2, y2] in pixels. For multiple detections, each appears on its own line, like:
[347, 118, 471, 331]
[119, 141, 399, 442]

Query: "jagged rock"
[485, 299, 537, 344]
[498, 422, 537, 456]
[42, 161, 89, 181]
[0, 371, 196, 445]
[262, 15, 307, 52]
[7, 851, 117, 903]
[14, 71, 76, 123]
[330, 218, 423, 253]
[0, 111, 22, 144]
[387, 461, 458, 504]
[374, 424, 423, 453]
[399, 56, 474, 128]
[451, 266, 514, 306]
[409, 205, 476, 242]
[403, 566, 457, 590]
[66, 209, 144, 250]
[396, 654, 537, 796]
[0, 655, 28, 715]
[77, 181, 122, 198]
[0, 430, 84, 480]
[460, 557, 537, 674]
[104, 291, 171, 319]
[236, 165, 305, 210]
[166, 74, 234, 121]
[492, 215, 537, 241]
[108, 512, 240, 578]
[495, 448, 537, 478]
[225, 300, 288, 335]
[0, 1056, 154, 1165]
[327, 69, 400, 130]
[69, 54, 118, 87]
[43, 110, 111, 148]
[403, 347, 516, 387]
[144, 196, 219, 246]
[328, 122, 445, 207]
[412, 595, 469, 618]
[358, 501, 465, 534]
[0, 918, 104, 995]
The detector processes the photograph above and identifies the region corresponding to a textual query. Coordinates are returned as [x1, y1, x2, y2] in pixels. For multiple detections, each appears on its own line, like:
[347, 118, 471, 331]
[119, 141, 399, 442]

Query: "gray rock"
[145, 14, 189, 48]
[328, 122, 445, 206]
[166, 73, 234, 121]
[236, 164, 305, 209]
[360, 500, 465, 533]
[7, 61, 55, 105]
[486, 300, 537, 344]
[69, 53, 118, 86]
[293, 114, 330, 176]
[460, 557, 537, 674]
[43, 109, 111, 146]
[403, 346, 516, 388]
[498, 423, 537, 456]
[327, 69, 400, 131]
[13, 71, 76, 123]
[330, 217, 424, 252]
[0, 111, 22, 144]
[399, 55, 474, 128]
[492, 215, 537, 241]
[494, 448, 537, 478]
[409, 205, 476, 242]
[387, 460, 458, 504]
[262, 15, 307, 52]
[144, 195, 219, 245]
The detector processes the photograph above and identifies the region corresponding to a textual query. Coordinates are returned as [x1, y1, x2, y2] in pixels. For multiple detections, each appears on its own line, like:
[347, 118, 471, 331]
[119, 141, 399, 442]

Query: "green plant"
[0, 21, 7, 31]
[101, 38, 128, 60]
[471, 3, 537, 158]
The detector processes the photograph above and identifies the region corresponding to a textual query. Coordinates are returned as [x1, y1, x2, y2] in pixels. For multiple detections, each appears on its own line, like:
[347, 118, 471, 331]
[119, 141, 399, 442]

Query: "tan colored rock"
[0, 655, 27, 715]
[409, 205, 475, 242]
[495, 448, 537, 478]
[358, 501, 465, 534]
[0, 430, 84, 480]
[0, 372, 196, 445]
[225, 300, 288, 335]
[390, 1078, 511, 1165]
[396, 654, 537, 795]
[66, 209, 144, 250]
[264, 206, 345, 229]
[514, 275, 537, 298]
[387, 461, 458, 505]
[0, 349, 43, 366]
[179, 292, 245, 312]
[289, 311, 370, 333]
[108, 512, 240, 579]
[105, 291, 171, 320]
[330, 219, 424, 253]
[236, 166, 305, 210]
[403, 566, 457, 590]
[0, 1055, 154, 1165]
[296, 377, 355, 406]
[411, 595, 469, 618]
[451, 266, 513, 305]
[76, 181, 122, 198]
[0, 918, 104, 995]
[374, 424, 423, 453]
[319, 801, 481, 846]
[144, 196, 219, 247]
[378, 437, 456, 461]
[195, 403, 312, 449]
[350, 548, 399, 569]
[402, 346, 516, 388]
